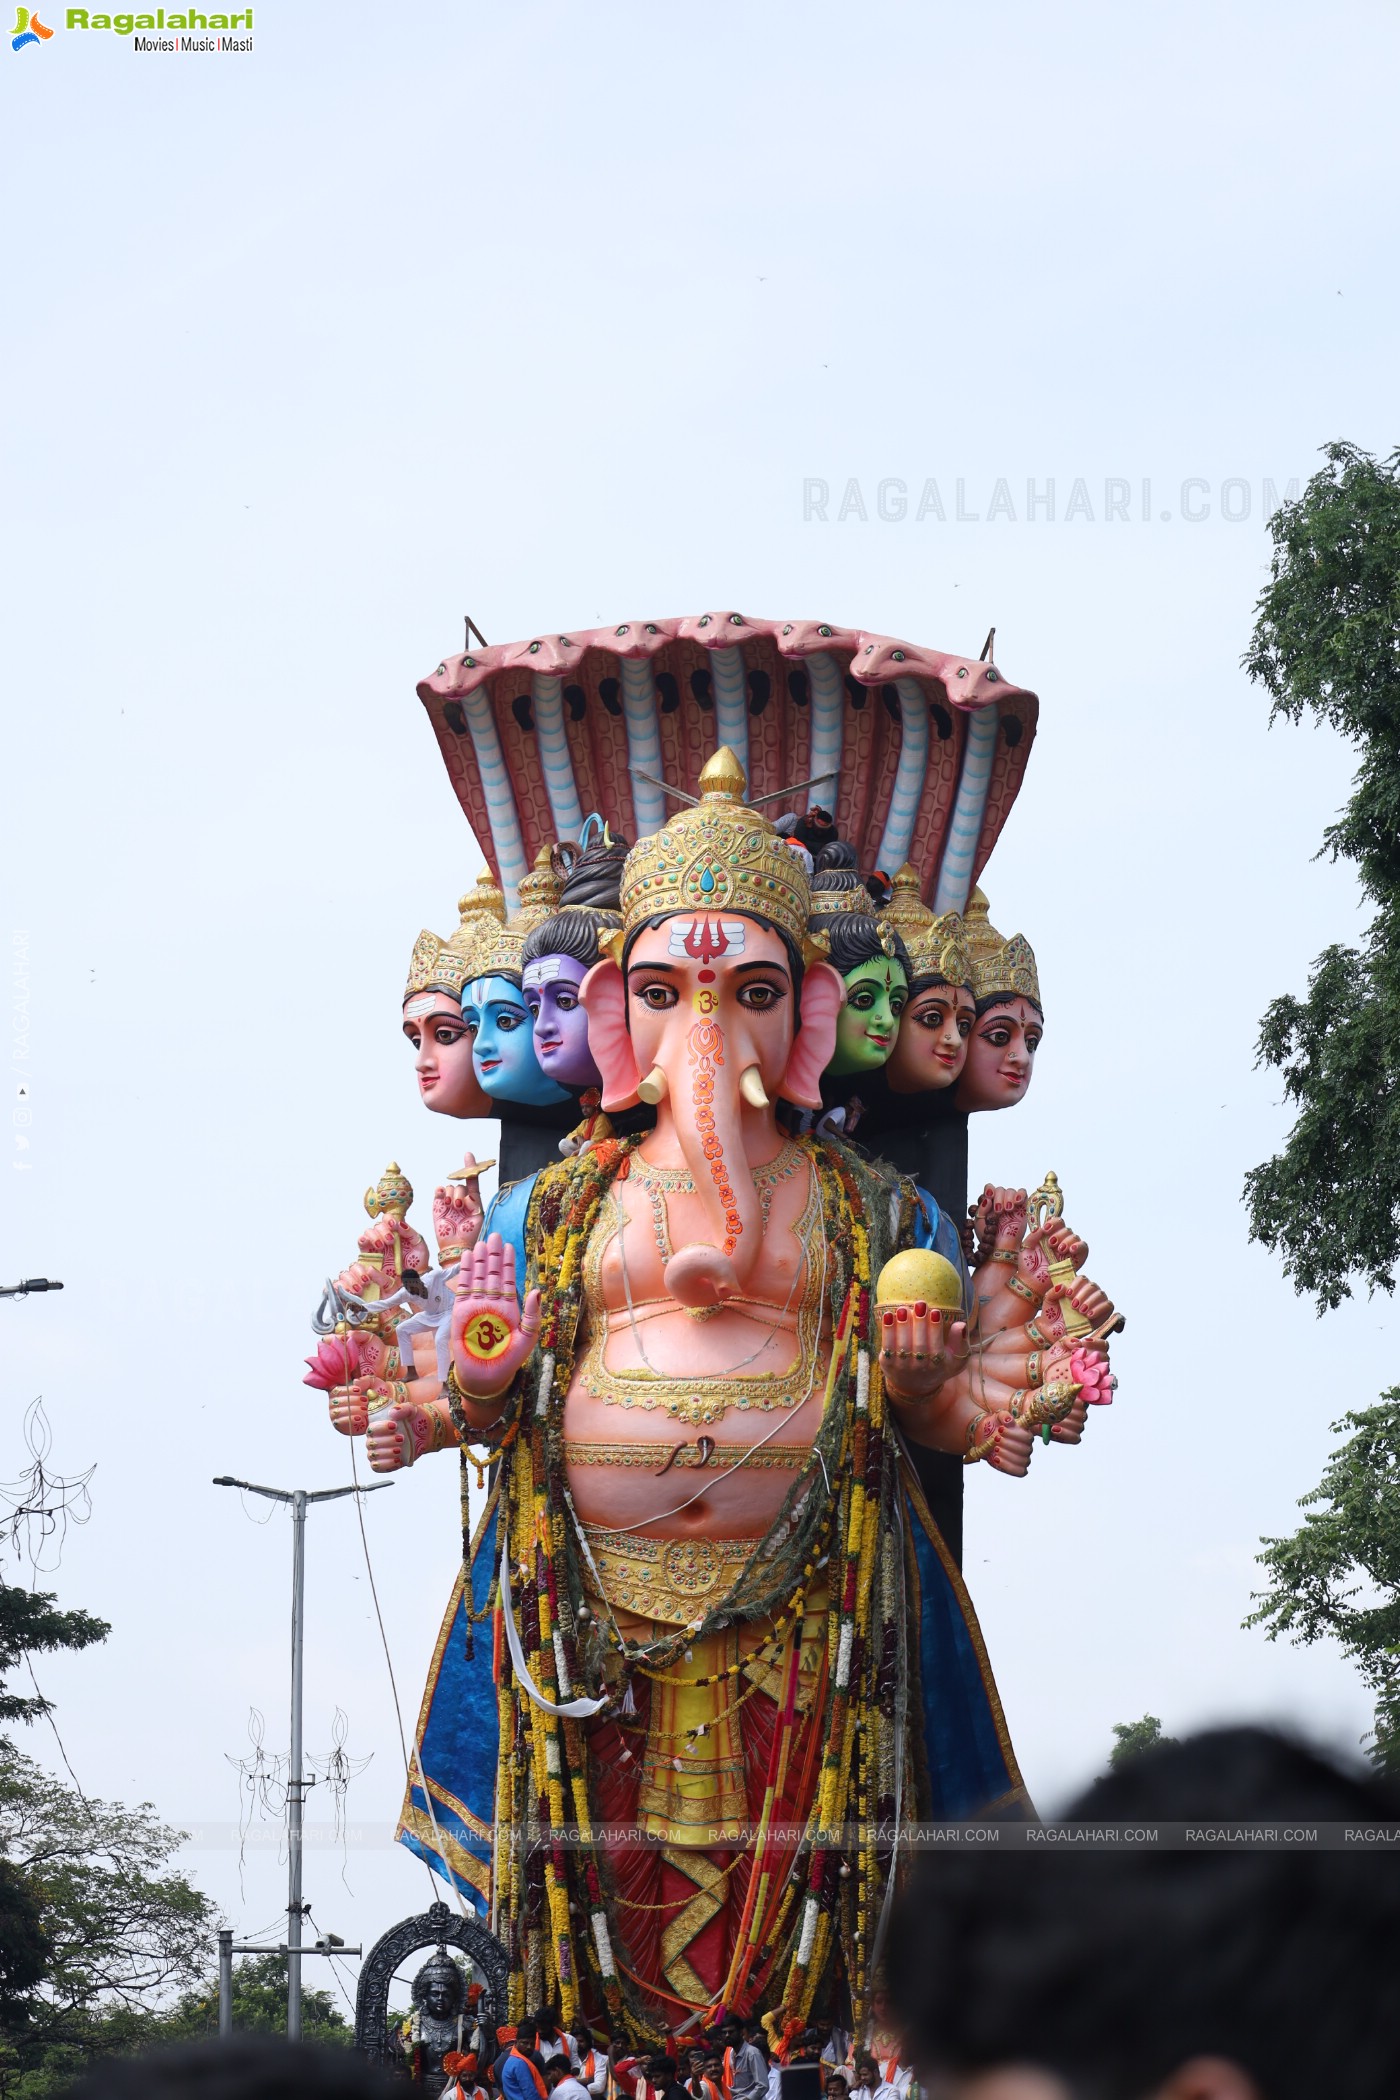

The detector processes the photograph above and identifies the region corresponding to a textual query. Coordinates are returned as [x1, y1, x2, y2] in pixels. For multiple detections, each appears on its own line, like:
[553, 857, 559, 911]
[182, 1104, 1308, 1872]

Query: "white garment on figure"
[765, 2067, 782, 2100]
[552, 2078, 591, 2100]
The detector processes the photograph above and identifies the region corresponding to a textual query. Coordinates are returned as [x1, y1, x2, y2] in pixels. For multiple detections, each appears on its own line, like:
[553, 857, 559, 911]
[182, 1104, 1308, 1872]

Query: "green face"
[828, 957, 909, 1076]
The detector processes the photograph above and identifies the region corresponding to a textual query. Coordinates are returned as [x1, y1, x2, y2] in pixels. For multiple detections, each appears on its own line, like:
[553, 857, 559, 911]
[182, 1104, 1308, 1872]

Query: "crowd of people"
[454, 2000, 912, 2100]
[51, 1729, 1400, 2100]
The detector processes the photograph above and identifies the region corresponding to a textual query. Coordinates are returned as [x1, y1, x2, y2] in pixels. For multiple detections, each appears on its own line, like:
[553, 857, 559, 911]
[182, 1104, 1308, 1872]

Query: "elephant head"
[581, 915, 843, 1309]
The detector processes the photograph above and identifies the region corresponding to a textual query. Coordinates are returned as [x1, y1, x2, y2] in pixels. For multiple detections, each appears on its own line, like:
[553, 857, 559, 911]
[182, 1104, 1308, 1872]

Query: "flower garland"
[475, 1133, 919, 2045]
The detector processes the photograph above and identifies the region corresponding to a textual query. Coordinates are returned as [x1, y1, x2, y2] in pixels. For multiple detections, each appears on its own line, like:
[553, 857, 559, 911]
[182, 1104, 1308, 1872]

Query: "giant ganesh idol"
[307, 615, 1119, 2046]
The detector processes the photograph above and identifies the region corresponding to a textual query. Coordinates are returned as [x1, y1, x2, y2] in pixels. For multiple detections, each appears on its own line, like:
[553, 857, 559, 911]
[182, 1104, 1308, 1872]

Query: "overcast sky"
[5, 0, 1400, 1994]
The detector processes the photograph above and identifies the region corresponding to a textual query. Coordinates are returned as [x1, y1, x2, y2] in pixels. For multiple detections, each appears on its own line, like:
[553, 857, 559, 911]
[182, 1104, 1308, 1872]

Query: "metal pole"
[218, 1927, 233, 2038]
[210, 1474, 390, 2045]
[287, 1488, 306, 2042]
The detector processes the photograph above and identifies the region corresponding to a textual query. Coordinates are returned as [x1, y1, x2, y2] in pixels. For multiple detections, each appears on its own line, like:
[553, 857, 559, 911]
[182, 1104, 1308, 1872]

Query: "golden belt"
[563, 1439, 810, 1472]
[579, 1524, 760, 1628]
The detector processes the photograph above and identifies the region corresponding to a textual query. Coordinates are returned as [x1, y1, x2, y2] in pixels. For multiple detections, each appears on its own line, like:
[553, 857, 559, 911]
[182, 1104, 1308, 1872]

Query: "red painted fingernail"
[896, 1307, 909, 1323]
[914, 1301, 927, 1318]
[882, 1310, 894, 1326]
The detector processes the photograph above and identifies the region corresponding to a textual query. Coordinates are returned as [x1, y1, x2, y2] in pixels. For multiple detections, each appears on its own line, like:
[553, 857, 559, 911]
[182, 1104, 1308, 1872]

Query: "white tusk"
[638, 1064, 669, 1105]
[739, 1064, 770, 1110]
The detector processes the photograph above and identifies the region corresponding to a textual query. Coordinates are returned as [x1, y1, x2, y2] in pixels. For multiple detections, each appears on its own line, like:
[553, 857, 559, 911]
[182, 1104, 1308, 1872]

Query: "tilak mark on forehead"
[667, 916, 747, 962]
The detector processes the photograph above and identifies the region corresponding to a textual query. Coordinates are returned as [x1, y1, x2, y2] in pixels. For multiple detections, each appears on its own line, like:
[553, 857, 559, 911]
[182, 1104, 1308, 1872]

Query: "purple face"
[522, 953, 600, 1091]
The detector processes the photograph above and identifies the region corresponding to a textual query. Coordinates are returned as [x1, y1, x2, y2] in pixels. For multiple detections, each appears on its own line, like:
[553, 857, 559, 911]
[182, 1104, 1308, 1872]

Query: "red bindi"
[698, 968, 715, 983]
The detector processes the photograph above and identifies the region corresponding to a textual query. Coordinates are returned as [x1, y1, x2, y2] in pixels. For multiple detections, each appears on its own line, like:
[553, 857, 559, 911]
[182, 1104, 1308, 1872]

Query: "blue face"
[463, 975, 570, 1107]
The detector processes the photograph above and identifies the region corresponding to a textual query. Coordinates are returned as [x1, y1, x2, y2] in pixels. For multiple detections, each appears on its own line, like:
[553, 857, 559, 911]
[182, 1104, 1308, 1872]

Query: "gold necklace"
[627, 1140, 806, 1262]
[579, 1166, 826, 1425]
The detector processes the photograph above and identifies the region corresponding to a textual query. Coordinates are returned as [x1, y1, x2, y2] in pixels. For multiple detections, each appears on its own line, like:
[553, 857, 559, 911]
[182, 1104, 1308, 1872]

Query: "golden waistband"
[563, 1439, 809, 1471]
[579, 1525, 759, 1627]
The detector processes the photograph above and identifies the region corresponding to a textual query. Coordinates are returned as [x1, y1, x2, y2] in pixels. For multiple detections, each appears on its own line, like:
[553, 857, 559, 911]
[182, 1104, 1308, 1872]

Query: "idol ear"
[781, 962, 845, 1110]
[579, 959, 641, 1112]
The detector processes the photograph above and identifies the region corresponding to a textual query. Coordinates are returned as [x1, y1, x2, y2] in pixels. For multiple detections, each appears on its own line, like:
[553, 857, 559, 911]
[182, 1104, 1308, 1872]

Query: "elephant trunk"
[662, 1015, 763, 1310]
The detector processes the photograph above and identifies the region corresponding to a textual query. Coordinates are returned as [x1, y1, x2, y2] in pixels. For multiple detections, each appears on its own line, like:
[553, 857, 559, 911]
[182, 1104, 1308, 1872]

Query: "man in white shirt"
[547, 2060, 592, 2100]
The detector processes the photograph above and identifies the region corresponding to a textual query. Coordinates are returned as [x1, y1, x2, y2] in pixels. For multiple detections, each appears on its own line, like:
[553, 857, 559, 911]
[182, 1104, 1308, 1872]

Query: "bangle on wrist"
[445, 1361, 516, 1443]
[1006, 1274, 1040, 1303]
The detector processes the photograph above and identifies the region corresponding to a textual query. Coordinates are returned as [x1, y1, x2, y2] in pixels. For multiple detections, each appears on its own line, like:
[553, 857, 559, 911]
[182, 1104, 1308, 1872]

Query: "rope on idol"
[348, 1438, 472, 1920]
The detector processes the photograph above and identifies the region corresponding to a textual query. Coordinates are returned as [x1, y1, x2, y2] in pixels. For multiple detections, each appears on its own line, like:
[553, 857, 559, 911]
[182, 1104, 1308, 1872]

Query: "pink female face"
[522, 953, 600, 1092]
[954, 996, 1044, 1112]
[402, 993, 480, 1116]
[886, 981, 976, 1094]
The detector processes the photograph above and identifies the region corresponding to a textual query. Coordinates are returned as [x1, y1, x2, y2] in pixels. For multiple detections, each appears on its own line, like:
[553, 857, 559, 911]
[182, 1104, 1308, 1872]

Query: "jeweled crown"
[404, 870, 508, 1003]
[618, 748, 813, 950]
[403, 928, 470, 1003]
[964, 887, 1042, 1007]
[879, 866, 970, 986]
[513, 845, 565, 933]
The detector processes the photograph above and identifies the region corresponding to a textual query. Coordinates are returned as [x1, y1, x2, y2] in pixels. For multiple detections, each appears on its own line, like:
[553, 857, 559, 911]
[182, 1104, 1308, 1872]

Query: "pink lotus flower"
[1069, 1346, 1116, 1405]
[303, 1334, 367, 1390]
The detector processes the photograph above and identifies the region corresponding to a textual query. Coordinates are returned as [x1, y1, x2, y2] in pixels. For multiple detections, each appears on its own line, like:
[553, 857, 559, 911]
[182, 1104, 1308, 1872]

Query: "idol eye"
[434, 1023, 464, 1044]
[737, 981, 785, 1010]
[635, 982, 678, 1010]
[917, 1005, 947, 1029]
[555, 988, 579, 1011]
[957, 1015, 973, 1038]
[1026, 1031, 1042, 1053]
[983, 1026, 1011, 1046]
[890, 990, 908, 1015]
[497, 1010, 523, 1030]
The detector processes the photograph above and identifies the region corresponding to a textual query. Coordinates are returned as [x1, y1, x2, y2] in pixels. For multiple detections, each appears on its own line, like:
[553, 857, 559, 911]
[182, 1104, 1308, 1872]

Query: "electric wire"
[347, 1439, 468, 1917]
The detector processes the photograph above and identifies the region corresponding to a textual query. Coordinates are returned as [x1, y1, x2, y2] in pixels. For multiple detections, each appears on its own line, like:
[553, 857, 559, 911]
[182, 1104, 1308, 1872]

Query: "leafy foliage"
[0, 1749, 215, 2096]
[150, 1951, 351, 2050]
[1108, 1715, 1177, 1769]
[1246, 1397, 1400, 1772]
[0, 1585, 107, 1730]
[1243, 441, 1400, 1309]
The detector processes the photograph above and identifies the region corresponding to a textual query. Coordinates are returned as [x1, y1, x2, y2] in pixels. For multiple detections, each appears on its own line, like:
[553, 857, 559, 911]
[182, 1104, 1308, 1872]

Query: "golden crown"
[514, 844, 565, 933]
[878, 866, 970, 986]
[963, 887, 1041, 1006]
[459, 915, 527, 985]
[972, 930, 1041, 1007]
[909, 915, 972, 989]
[404, 870, 508, 1003]
[403, 928, 470, 1003]
[618, 748, 814, 952]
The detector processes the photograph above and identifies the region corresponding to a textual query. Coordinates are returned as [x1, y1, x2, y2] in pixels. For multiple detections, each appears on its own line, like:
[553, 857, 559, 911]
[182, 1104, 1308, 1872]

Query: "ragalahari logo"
[11, 5, 54, 46]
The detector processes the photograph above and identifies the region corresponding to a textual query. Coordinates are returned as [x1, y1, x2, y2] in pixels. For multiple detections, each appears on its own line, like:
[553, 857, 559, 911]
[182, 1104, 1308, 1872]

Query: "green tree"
[1239, 444, 1400, 1764]
[1246, 1398, 1400, 1772]
[0, 1583, 107, 1732]
[1243, 441, 1400, 1310]
[1108, 1715, 1177, 1769]
[0, 1748, 216, 2097]
[149, 1952, 350, 2050]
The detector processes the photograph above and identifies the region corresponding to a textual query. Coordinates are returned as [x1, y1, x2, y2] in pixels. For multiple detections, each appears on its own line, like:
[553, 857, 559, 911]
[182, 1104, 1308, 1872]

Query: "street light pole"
[288, 1489, 307, 2040]
[213, 1474, 390, 2040]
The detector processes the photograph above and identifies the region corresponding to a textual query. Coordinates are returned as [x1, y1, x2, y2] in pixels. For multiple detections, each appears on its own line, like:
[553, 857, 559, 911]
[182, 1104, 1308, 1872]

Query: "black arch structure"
[355, 1899, 510, 2064]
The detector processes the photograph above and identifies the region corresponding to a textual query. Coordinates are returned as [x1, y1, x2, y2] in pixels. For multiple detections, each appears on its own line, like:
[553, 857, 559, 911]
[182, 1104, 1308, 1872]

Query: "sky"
[4, 0, 1400, 2004]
